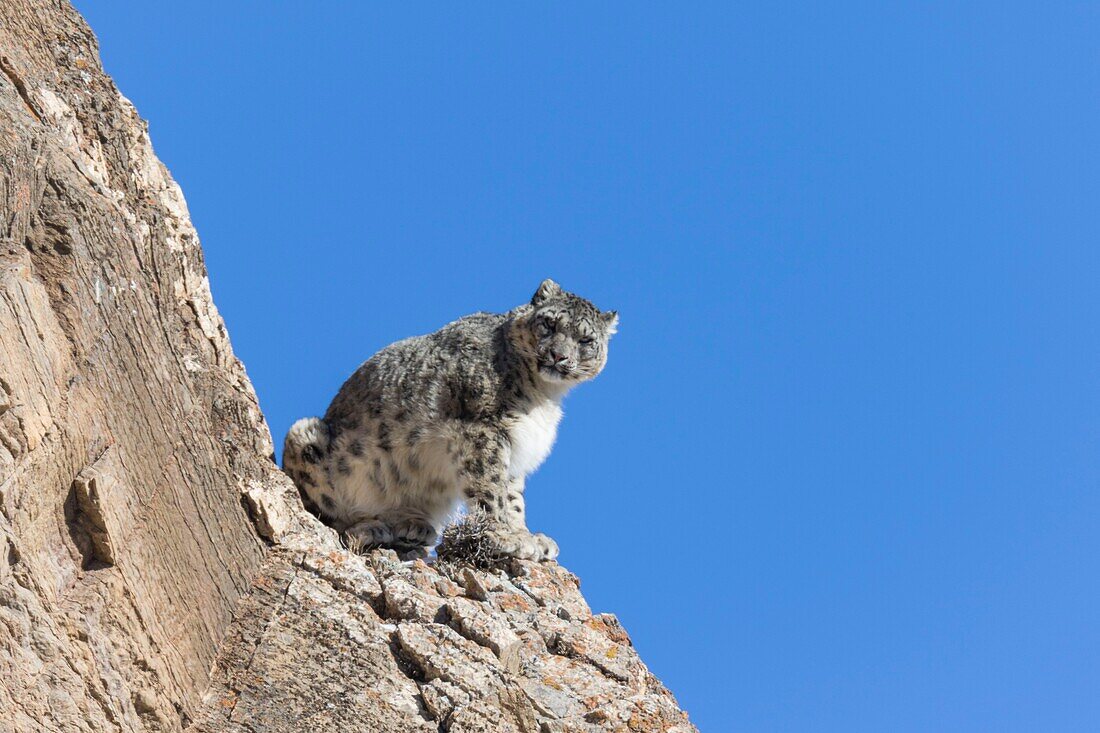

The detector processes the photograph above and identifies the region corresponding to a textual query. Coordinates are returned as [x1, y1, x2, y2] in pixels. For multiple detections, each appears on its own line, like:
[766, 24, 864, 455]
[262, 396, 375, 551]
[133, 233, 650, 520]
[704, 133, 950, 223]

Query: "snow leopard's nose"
[550, 349, 569, 365]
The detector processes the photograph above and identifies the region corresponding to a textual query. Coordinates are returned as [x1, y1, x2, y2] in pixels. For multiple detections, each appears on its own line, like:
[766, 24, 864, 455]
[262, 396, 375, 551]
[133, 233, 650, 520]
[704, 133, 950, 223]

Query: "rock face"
[0, 2, 696, 731]
[189, 547, 696, 732]
[0, 1, 282, 730]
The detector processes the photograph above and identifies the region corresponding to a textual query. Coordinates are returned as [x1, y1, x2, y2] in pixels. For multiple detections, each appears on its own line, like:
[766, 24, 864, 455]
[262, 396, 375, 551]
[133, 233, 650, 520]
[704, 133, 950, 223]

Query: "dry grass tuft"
[435, 515, 509, 570]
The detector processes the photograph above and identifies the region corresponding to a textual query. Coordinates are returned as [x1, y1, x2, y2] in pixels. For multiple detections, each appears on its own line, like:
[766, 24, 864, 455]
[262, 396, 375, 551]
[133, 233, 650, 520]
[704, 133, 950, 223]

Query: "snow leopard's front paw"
[344, 519, 393, 553]
[390, 517, 439, 550]
[487, 528, 559, 561]
[531, 532, 559, 561]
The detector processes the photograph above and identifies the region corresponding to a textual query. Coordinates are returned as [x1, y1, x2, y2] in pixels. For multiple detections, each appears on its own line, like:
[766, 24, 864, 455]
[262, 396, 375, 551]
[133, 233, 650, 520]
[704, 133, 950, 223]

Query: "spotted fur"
[282, 279, 618, 559]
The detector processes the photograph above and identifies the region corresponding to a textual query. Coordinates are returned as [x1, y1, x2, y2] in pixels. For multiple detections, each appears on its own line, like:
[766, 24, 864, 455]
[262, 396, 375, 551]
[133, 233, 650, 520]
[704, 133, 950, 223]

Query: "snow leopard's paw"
[486, 528, 558, 561]
[531, 532, 559, 561]
[390, 517, 439, 549]
[343, 519, 393, 553]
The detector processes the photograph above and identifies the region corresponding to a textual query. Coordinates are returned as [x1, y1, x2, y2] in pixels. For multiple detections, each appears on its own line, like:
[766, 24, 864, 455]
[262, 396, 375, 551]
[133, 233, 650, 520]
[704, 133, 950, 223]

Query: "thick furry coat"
[283, 279, 617, 559]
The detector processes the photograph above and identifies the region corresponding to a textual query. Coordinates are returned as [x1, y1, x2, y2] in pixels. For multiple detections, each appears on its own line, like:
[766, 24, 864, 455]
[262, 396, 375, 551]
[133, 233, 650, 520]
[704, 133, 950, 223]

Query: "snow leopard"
[282, 279, 618, 560]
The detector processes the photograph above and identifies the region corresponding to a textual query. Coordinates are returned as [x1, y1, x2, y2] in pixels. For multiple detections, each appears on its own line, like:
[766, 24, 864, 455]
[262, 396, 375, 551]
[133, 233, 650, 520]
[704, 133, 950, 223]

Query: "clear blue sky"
[77, 3, 1100, 730]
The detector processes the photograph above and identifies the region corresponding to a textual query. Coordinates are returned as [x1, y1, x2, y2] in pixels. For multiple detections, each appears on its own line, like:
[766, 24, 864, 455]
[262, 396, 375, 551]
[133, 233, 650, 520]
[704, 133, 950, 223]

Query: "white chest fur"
[507, 400, 563, 480]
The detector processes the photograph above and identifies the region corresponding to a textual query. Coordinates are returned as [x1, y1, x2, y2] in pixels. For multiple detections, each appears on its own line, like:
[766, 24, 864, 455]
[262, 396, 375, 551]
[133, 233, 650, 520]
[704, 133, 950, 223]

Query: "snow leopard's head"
[514, 279, 618, 387]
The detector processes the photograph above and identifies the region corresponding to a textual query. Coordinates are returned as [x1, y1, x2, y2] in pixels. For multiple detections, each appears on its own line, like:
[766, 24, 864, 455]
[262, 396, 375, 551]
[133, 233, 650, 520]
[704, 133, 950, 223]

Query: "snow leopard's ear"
[531, 278, 563, 305]
[601, 310, 619, 335]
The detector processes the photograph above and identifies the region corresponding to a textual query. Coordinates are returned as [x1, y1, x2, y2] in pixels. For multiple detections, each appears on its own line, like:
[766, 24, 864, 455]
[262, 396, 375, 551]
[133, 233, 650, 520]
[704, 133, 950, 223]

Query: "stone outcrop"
[188, 546, 696, 732]
[0, 0, 283, 729]
[0, 2, 697, 731]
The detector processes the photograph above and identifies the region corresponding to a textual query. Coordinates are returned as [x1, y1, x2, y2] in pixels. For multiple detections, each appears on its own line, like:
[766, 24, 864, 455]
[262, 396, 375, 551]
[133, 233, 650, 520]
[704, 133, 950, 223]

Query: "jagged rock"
[383, 573, 450, 623]
[192, 552, 696, 732]
[0, 1, 697, 731]
[0, 0, 298, 728]
[447, 594, 523, 658]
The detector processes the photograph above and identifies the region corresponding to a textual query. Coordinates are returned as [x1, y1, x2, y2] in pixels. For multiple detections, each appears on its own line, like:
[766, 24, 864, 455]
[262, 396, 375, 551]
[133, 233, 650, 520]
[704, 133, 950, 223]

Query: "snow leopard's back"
[283, 311, 513, 532]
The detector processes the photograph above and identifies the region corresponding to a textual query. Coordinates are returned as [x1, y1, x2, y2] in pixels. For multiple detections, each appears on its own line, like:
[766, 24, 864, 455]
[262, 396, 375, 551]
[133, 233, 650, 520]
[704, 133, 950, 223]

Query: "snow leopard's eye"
[536, 320, 553, 338]
[579, 337, 595, 347]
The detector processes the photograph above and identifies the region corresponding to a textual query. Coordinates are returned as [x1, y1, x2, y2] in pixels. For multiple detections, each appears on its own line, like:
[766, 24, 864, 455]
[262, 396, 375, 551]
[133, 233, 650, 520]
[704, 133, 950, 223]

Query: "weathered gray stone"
[0, 0, 293, 727]
[383, 573, 449, 623]
[192, 552, 697, 732]
[511, 559, 592, 620]
[420, 678, 472, 721]
[547, 621, 644, 685]
[447, 695, 530, 733]
[447, 594, 523, 657]
[396, 622, 504, 696]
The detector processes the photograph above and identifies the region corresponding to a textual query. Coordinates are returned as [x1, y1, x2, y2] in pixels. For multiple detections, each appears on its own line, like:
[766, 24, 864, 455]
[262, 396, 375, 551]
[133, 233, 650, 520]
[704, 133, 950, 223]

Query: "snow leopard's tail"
[283, 417, 332, 515]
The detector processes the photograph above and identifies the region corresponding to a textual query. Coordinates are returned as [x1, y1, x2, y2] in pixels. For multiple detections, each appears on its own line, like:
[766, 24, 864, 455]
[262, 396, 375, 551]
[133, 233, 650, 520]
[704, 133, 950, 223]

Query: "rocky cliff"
[0, 2, 696, 731]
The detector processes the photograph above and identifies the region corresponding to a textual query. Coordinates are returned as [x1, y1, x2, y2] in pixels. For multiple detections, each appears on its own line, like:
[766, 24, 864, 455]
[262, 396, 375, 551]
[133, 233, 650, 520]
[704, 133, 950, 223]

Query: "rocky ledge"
[191, 538, 696, 733]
